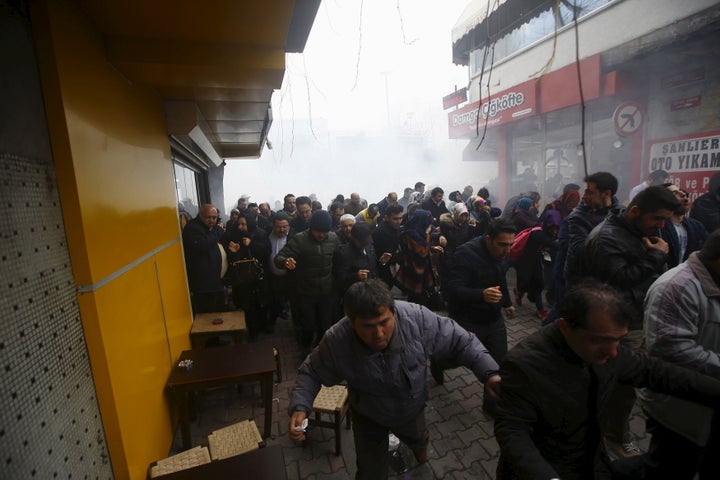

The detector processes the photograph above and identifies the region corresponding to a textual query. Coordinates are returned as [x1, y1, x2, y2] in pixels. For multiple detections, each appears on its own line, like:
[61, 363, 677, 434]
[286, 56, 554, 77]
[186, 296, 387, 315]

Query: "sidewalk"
[172, 289, 650, 479]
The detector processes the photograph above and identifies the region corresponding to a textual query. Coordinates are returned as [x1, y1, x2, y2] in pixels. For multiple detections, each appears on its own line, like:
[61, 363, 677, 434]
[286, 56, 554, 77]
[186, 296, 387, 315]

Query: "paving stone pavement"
[171, 281, 651, 479]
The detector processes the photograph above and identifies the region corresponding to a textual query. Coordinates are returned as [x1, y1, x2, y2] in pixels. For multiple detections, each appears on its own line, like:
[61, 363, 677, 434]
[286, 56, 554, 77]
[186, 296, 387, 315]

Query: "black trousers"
[351, 408, 428, 480]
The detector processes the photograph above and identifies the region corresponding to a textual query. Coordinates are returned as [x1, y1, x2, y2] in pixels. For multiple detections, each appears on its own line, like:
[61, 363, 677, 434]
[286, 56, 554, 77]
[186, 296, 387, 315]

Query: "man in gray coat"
[287, 280, 501, 479]
[639, 229, 720, 479]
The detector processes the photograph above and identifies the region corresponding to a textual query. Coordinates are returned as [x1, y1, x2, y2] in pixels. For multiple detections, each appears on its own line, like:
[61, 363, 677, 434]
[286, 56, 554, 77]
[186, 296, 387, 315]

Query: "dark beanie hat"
[309, 210, 332, 232]
[351, 222, 373, 246]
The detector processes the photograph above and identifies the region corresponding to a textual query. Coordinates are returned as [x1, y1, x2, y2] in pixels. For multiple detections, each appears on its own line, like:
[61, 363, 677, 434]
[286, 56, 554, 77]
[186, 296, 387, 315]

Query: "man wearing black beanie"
[275, 210, 340, 351]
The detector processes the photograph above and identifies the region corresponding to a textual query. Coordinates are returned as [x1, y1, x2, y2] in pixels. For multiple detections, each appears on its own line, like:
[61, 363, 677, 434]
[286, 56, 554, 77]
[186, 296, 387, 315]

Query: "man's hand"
[288, 410, 308, 442]
[643, 236, 669, 254]
[483, 286, 503, 303]
[379, 252, 392, 265]
[357, 269, 370, 280]
[438, 236, 448, 247]
[284, 257, 297, 270]
[241, 237, 251, 247]
[228, 241, 240, 253]
[504, 306, 516, 319]
[484, 374, 502, 400]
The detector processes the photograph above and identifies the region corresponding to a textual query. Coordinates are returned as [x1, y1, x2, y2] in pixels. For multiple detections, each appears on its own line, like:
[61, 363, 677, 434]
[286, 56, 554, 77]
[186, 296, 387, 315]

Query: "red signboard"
[646, 130, 720, 204]
[670, 95, 702, 111]
[443, 87, 468, 110]
[447, 80, 537, 138]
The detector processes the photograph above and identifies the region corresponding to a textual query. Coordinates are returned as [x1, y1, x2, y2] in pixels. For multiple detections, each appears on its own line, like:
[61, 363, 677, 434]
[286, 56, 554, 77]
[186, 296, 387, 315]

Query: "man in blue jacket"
[287, 279, 500, 480]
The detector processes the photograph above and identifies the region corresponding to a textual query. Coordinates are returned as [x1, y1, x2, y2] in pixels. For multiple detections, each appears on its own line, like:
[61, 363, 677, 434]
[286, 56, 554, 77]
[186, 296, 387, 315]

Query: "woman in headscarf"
[513, 210, 560, 320]
[467, 196, 493, 233]
[510, 196, 539, 231]
[437, 203, 483, 291]
[222, 212, 270, 340]
[394, 209, 443, 308]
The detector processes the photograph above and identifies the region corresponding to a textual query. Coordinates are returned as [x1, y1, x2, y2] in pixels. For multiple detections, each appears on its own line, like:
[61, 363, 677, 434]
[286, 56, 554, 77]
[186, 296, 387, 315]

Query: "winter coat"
[661, 216, 708, 268]
[274, 230, 339, 296]
[182, 217, 224, 294]
[563, 200, 621, 281]
[641, 253, 720, 446]
[446, 236, 512, 324]
[495, 322, 720, 480]
[333, 242, 378, 295]
[689, 173, 720, 233]
[583, 212, 668, 328]
[288, 301, 500, 426]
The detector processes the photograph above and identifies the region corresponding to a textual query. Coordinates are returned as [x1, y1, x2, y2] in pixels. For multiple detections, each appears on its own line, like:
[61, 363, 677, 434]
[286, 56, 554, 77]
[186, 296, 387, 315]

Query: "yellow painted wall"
[31, 1, 193, 478]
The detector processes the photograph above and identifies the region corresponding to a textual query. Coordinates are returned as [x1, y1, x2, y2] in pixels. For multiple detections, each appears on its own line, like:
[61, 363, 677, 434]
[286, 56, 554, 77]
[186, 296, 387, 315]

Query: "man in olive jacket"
[275, 210, 340, 348]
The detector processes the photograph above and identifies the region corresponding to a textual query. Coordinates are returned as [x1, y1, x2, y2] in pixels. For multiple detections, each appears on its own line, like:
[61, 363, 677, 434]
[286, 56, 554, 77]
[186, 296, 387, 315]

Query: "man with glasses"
[182, 203, 226, 313]
[661, 183, 708, 268]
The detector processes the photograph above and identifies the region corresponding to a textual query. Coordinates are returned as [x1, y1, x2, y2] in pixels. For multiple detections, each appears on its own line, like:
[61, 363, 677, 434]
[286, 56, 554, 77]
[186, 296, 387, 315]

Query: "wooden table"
[166, 341, 276, 449]
[148, 445, 287, 479]
[190, 311, 246, 349]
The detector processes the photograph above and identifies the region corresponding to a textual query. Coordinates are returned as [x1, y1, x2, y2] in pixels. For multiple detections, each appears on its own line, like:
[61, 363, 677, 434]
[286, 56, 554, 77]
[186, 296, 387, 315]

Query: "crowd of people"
[180, 172, 720, 480]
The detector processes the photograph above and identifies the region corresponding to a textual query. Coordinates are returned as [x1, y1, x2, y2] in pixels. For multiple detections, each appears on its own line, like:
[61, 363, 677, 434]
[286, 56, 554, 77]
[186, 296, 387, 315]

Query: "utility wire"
[352, 0, 364, 91]
[572, 0, 588, 176]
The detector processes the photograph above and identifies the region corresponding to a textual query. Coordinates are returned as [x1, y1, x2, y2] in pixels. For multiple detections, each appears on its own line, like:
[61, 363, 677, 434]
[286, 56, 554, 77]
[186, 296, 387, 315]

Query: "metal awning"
[70, 0, 321, 161]
[452, 0, 547, 65]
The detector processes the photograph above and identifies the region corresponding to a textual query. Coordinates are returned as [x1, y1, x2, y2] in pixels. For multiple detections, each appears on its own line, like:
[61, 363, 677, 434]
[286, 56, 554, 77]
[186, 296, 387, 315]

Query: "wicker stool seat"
[207, 419, 264, 460]
[308, 385, 351, 455]
[149, 445, 211, 477]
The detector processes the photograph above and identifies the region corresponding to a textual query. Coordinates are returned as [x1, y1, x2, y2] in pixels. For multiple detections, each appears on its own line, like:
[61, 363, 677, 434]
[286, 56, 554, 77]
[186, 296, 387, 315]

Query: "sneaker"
[605, 439, 642, 458]
[536, 309, 548, 320]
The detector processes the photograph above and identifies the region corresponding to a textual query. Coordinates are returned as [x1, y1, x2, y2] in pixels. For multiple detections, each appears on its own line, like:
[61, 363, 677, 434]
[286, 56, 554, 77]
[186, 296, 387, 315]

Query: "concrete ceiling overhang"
[72, 0, 320, 162]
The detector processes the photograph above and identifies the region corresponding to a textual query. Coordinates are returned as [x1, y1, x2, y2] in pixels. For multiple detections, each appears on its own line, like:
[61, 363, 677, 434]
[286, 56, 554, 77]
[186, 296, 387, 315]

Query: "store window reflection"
[173, 162, 200, 228]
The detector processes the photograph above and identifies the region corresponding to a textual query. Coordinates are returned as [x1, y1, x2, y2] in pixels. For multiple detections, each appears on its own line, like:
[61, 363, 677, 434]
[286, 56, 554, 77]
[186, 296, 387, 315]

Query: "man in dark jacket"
[182, 203, 225, 314]
[581, 185, 680, 458]
[288, 280, 501, 480]
[372, 203, 404, 287]
[661, 182, 708, 268]
[689, 171, 720, 234]
[275, 210, 340, 349]
[420, 186, 449, 226]
[446, 218, 517, 364]
[494, 282, 720, 480]
[333, 222, 378, 296]
[545, 172, 620, 325]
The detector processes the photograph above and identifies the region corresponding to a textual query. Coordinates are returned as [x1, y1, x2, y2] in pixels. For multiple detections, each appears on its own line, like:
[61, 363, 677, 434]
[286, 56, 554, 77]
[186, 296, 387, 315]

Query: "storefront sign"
[443, 87, 468, 110]
[647, 130, 720, 202]
[447, 80, 536, 138]
[670, 95, 702, 111]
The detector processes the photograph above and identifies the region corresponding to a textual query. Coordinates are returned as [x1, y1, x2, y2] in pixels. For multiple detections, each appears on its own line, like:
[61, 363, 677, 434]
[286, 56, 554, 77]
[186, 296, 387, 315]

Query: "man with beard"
[372, 204, 404, 288]
[661, 183, 708, 268]
[290, 195, 313, 232]
[581, 185, 681, 458]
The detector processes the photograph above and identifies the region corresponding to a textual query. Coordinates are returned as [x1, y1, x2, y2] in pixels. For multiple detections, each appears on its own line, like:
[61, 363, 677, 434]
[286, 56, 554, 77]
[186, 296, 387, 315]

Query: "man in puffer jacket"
[288, 280, 500, 480]
[275, 210, 339, 349]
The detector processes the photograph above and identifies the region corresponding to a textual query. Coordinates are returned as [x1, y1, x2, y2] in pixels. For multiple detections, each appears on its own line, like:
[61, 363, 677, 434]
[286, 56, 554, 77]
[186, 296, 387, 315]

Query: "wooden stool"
[149, 446, 211, 477]
[208, 419, 265, 460]
[308, 385, 351, 455]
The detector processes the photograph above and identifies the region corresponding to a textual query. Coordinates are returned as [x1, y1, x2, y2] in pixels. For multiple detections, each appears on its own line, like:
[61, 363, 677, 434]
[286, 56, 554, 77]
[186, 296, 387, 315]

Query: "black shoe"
[430, 362, 444, 386]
